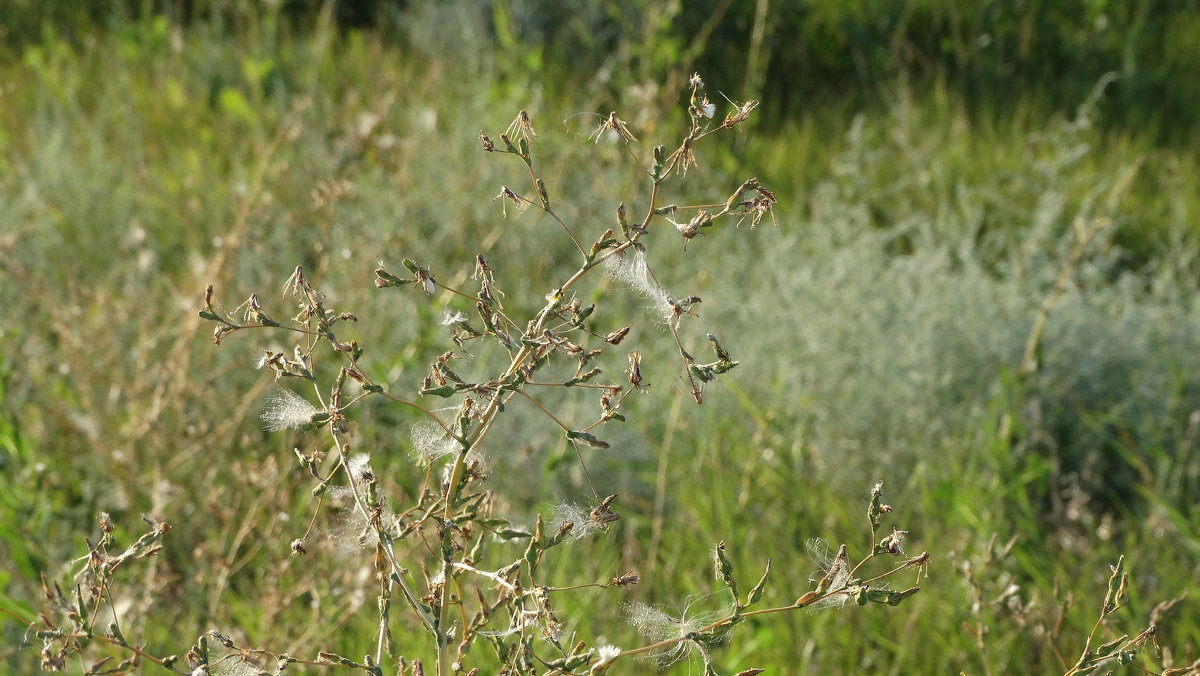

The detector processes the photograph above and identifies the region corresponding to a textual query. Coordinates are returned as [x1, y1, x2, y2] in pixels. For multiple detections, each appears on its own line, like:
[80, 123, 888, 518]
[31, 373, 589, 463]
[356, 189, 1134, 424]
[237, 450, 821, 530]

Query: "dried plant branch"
[26, 73, 959, 676]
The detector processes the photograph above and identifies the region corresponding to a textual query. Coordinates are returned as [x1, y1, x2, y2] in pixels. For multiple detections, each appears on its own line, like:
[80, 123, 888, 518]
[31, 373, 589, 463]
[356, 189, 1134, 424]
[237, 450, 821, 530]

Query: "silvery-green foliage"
[710, 101, 1200, 518]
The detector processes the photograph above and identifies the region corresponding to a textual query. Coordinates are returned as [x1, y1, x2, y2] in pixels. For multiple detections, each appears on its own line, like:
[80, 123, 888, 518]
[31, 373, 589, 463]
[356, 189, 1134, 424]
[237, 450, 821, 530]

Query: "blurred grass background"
[1, 0, 1199, 673]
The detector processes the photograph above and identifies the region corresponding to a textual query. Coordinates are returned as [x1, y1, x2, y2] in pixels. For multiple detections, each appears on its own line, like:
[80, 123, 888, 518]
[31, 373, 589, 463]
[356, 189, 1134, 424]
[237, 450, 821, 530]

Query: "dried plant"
[24, 75, 935, 675]
[956, 534, 1196, 676]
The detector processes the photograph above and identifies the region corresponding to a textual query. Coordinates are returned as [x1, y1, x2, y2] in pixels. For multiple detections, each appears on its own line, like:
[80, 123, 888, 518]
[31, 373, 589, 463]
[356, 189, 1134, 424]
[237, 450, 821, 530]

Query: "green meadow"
[2, 3, 1199, 674]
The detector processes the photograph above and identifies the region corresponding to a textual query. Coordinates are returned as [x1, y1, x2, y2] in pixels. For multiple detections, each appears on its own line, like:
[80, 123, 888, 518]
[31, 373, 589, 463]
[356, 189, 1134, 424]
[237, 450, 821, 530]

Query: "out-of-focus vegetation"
[6, 0, 1199, 142]
[1, 1, 1198, 674]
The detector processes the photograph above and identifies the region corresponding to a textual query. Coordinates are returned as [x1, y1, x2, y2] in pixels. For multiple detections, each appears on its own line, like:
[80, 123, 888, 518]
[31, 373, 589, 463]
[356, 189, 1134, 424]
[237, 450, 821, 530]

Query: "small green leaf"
[746, 558, 771, 607]
[565, 430, 609, 449]
[217, 86, 256, 125]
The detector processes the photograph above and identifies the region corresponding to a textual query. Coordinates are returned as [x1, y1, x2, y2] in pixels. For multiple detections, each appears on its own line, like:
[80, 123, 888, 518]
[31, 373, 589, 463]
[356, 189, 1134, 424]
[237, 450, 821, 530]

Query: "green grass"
[2, 13, 1199, 675]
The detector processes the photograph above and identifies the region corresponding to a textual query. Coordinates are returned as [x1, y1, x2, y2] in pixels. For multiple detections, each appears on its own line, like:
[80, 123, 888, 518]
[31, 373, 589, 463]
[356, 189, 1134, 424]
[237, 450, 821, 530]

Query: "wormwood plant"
[28, 75, 930, 674]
